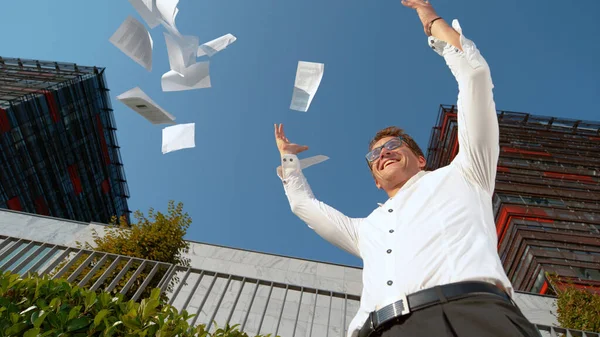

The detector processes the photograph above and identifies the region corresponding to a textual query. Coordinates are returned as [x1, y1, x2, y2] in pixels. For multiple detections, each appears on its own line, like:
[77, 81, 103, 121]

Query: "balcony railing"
[1, 234, 598, 337]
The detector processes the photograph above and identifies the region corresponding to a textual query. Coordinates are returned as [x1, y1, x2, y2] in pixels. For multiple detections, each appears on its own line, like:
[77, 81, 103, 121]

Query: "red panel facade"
[44, 92, 60, 123]
[426, 105, 600, 294]
[0, 108, 10, 133]
[68, 164, 83, 195]
[7, 197, 22, 211]
[95, 115, 111, 165]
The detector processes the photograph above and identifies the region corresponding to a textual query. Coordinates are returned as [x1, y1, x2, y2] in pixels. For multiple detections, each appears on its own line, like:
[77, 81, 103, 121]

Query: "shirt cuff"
[276, 154, 302, 181]
[427, 19, 483, 70]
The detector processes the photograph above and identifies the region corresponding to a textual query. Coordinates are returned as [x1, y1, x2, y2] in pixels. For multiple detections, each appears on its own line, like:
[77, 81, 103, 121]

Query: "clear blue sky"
[2, 0, 599, 267]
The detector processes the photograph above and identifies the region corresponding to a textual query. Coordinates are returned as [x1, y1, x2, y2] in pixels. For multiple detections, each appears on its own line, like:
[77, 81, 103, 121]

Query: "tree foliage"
[0, 271, 277, 337]
[52, 200, 192, 301]
[548, 274, 600, 333]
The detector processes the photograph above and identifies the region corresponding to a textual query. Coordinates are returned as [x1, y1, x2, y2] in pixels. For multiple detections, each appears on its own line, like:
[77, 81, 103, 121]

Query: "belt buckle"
[395, 293, 411, 316]
[374, 293, 411, 329]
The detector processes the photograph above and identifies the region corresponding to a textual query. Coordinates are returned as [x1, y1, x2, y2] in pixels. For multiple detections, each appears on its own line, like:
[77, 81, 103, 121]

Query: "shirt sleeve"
[277, 154, 362, 258]
[429, 19, 499, 195]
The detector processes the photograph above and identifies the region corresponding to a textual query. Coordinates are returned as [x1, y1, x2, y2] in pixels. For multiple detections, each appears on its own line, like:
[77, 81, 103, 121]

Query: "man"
[274, 1, 541, 337]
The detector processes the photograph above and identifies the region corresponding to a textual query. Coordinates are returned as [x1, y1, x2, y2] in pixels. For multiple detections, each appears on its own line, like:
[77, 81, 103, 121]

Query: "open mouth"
[382, 159, 398, 170]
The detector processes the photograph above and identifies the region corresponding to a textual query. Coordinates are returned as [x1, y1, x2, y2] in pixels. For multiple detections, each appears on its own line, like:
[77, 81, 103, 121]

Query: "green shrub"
[548, 273, 600, 333]
[0, 271, 277, 337]
[53, 200, 192, 301]
[555, 285, 600, 333]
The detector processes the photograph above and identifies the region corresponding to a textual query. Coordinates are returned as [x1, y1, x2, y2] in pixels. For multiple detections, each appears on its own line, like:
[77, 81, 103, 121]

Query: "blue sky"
[2, 0, 599, 267]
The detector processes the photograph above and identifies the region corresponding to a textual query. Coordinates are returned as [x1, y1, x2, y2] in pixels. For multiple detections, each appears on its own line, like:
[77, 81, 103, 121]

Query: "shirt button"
[388, 209, 393, 213]
[387, 249, 392, 254]
[387, 280, 393, 286]
[389, 230, 394, 233]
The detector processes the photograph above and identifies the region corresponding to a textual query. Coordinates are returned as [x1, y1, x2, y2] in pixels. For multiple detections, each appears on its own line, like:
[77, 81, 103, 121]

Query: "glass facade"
[426, 105, 600, 294]
[0, 57, 130, 223]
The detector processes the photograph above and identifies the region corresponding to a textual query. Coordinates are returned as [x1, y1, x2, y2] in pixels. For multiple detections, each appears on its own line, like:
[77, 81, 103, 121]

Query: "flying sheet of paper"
[156, 0, 179, 30]
[162, 123, 195, 154]
[277, 155, 329, 178]
[196, 33, 237, 57]
[161, 62, 211, 92]
[290, 61, 324, 112]
[164, 32, 199, 75]
[116, 87, 175, 125]
[128, 0, 161, 29]
[109, 16, 153, 71]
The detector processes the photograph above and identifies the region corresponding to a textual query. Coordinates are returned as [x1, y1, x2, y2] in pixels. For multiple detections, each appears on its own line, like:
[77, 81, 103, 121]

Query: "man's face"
[368, 136, 426, 190]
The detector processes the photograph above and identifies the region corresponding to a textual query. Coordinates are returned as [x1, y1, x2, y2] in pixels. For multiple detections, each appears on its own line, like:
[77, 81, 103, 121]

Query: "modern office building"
[426, 104, 600, 295]
[0, 57, 130, 223]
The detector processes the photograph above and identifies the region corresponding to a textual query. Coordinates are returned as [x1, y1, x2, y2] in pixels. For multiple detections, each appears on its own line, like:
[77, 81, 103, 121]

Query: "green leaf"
[46, 312, 61, 329]
[6, 322, 29, 335]
[121, 313, 141, 330]
[36, 299, 48, 310]
[33, 311, 49, 329]
[85, 291, 97, 310]
[69, 306, 82, 320]
[141, 299, 159, 320]
[150, 288, 161, 301]
[40, 330, 55, 337]
[49, 298, 61, 310]
[98, 292, 111, 308]
[10, 312, 20, 324]
[23, 327, 40, 337]
[94, 309, 110, 327]
[65, 317, 91, 332]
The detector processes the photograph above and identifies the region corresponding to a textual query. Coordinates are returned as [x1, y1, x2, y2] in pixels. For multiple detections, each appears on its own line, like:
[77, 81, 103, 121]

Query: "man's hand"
[401, 0, 440, 36]
[274, 123, 309, 156]
[401, 0, 461, 51]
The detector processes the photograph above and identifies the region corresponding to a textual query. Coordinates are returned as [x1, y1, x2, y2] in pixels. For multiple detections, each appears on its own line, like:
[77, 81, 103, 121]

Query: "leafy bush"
[0, 271, 277, 337]
[53, 200, 192, 301]
[548, 273, 600, 333]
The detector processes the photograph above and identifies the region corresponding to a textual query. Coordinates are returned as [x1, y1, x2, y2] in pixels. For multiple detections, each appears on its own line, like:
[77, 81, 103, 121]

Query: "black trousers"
[376, 294, 542, 337]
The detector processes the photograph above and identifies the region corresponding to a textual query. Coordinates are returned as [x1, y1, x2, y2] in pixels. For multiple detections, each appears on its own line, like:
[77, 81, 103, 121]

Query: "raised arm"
[403, 0, 500, 194]
[274, 124, 362, 257]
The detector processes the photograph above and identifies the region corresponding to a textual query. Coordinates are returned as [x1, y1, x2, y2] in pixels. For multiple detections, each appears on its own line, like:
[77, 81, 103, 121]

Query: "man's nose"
[380, 148, 393, 159]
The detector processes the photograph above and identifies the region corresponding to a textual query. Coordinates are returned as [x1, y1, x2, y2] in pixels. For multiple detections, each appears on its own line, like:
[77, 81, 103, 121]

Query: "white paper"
[162, 123, 195, 154]
[277, 155, 329, 177]
[116, 87, 175, 124]
[109, 16, 153, 71]
[196, 33, 237, 57]
[290, 61, 324, 112]
[164, 32, 199, 75]
[161, 62, 211, 92]
[128, 0, 161, 29]
[156, 0, 179, 30]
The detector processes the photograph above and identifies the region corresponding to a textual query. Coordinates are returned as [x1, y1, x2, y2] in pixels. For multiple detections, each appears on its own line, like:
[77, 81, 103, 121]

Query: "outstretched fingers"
[401, 0, 429, 9]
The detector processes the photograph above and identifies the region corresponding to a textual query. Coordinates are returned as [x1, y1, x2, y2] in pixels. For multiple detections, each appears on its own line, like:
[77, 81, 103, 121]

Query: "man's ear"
[418, 156, 426, 170]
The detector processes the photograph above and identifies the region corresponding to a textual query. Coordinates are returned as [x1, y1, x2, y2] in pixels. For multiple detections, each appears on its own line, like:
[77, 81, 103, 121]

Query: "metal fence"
[1, 234, 598, 337]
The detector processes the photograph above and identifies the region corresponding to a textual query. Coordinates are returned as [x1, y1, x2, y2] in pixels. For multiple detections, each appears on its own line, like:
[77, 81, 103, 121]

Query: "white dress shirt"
[278, 20, 513, 337]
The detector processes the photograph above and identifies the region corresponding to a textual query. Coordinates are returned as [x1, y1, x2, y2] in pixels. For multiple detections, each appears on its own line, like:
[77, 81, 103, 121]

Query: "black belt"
[358, 281, 511, 337]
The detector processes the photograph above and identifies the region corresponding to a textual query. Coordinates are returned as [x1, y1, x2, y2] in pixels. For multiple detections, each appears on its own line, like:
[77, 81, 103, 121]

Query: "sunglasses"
[365, 137, 405, 165]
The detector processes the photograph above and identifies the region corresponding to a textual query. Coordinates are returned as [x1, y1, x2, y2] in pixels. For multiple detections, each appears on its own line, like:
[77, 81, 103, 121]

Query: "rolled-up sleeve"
[278, 154, 362, 257]
[429, 19, 499, 195]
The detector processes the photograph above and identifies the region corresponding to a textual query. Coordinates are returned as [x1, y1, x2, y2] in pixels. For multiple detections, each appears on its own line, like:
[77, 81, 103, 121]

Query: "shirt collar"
[377, 170, 429, 207]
